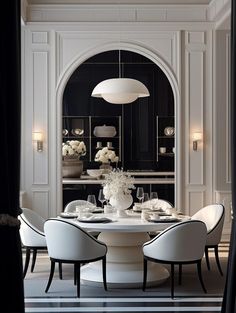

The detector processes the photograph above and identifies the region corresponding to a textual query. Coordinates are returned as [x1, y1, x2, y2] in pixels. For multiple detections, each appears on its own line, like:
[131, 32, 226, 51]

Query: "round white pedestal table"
[73, 215, 176, 288]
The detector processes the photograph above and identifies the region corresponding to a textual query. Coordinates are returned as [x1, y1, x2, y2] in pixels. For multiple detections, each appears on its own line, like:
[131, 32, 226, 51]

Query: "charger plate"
[77, 217, 112, 223]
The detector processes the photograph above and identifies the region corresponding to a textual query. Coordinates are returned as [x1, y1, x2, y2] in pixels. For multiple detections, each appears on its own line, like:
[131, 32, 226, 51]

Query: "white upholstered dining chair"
[44, 218, 108, 297]
[19, 208, 47, 278]
[64, 199, 94, 212]
[142, 220, 207, 298]
[191, 203, 225, 275]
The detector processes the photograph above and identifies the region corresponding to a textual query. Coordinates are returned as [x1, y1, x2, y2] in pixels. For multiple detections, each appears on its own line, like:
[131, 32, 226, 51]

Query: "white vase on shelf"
[109, 194, 133, 218]
[99, 162, 112, 174]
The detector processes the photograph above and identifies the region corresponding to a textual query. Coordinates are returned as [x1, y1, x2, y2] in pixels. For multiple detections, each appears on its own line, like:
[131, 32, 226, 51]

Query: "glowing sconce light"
[192, 132, 202, 151]
[33, 132, 43, 152]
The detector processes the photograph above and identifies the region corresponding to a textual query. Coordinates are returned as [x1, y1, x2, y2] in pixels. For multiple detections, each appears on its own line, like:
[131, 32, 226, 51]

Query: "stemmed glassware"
[136, 187, 144, 203]
[143, 193, 150, 203]
[87, 194, 97, 208]
[150, 192, 158, 200]
[98, 189, 106, 208]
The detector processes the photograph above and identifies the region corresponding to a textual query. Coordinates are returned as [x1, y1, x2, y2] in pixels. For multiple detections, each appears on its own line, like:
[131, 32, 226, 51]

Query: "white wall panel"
[56, 31, 179, 81]
[186, 190, 205, 216]
[185, 32, 205, 186]
[32, 190, 50, 219]
[32, 51, 49, 185]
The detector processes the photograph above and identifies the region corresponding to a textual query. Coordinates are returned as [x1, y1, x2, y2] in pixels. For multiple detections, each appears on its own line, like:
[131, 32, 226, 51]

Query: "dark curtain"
[221, 1, 236, 312]
[0, 0, 25, 312]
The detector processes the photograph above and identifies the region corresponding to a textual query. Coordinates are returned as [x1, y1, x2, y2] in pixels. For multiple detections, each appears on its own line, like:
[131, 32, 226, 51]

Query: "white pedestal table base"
[81, 232, 169, 288]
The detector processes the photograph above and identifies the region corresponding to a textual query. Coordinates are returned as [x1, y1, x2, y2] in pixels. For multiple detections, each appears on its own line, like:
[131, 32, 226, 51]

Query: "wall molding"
[27, 4, 209, 23]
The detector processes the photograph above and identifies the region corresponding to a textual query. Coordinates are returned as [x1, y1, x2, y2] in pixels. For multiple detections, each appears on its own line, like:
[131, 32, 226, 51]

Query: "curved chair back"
[19, 207, 46, 247]
[44, 218, 107, 261]
[64, 200, 95, 212]
[191, 204, 225, 245]
[143, 220, 207, 262]
[142, 198, 173, 210]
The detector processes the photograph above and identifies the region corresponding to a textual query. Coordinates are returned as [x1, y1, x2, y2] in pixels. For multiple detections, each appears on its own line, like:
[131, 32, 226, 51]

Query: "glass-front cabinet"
[62, 116, 122, 167]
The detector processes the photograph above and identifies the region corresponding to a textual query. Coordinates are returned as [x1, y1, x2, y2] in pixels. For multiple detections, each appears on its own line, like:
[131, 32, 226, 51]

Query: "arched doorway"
[56, 42, 182, 213]
[61, 50, 176, 209]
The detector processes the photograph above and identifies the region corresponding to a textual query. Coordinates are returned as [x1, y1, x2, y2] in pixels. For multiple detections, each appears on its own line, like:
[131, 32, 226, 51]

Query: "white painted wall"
[20, 1, 231, 238]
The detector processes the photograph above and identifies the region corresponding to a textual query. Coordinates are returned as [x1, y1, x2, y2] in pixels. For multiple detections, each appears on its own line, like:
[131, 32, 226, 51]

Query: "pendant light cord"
[118, 1, 121, 78]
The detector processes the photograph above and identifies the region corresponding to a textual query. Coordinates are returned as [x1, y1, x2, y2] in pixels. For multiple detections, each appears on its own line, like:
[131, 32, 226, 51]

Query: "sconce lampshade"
[192, 132, 202, 141]
[91, 78, 150, 104]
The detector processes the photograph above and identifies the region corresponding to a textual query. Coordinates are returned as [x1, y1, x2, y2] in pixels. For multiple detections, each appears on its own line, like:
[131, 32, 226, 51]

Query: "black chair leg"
[74, 264, 77, 285]
[142, 258, 147, 291]
[23, 248, 31, 278]
[102, 256, 108, 291]
[205, 247, 210, 270]
[31, 248, 37, 272]
[171, 263, 175, 299]
[178, 264, 182, 285]
[45, 260, 55, 293]
[58, 262, 63, 280]
[75, 263, 81, 297]
[214, 246, 223, 276]
[197, 261, 207, 293]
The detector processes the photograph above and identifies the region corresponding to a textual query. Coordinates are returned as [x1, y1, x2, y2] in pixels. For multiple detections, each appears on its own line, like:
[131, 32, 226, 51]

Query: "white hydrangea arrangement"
[95, 147, 119, 164]
[102, 168, 135, 201]
[62, 140, 86, 159]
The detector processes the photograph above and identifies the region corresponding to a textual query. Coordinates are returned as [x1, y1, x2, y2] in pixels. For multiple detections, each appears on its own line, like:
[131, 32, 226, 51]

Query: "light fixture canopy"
[91, 77, 150, 104]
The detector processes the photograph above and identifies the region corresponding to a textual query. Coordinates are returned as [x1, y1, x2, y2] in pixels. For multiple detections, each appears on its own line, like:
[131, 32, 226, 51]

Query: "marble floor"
[23, 242, 229, 313]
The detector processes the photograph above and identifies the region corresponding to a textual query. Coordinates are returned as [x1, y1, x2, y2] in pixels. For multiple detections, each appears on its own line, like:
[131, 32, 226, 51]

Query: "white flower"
[62, 140, 86, 159]
[95, 147, 119, 163]
[102, 168, 135, 201]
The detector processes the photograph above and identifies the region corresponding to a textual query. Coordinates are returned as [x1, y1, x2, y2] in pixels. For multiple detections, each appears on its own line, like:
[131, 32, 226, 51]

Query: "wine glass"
[87, 194, 97, 208]
[143, 193, 150, 203]
[150, 192, 158, 200]
[136, 187, 144, 203]
[98, 189, 106, 208]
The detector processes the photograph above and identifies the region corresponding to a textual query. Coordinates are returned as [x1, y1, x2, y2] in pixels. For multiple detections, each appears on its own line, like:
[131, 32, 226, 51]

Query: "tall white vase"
[109, 194, 133, 218]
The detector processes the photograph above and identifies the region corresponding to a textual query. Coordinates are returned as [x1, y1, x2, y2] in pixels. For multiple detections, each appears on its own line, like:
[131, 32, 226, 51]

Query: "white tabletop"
[66, 213, 190, 233]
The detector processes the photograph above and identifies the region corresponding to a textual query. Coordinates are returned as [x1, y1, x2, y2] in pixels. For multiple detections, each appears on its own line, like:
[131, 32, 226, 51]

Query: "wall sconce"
[33, 132, 43, 152]
[192, 132, 202, 151]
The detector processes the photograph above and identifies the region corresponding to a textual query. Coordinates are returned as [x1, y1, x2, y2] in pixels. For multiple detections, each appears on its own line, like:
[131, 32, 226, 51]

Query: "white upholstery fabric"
[44, 218, 107, 261]
[19, 208, 46, 247]
[143, 220, 207, 262]
[141, 199, 173, 210]
[191, 204, 225, 246]
[64, 200, 95, 212]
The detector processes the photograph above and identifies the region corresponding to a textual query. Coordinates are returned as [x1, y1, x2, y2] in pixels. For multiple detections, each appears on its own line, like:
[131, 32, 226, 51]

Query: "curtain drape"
[221, 0, 236, 312]
[0, 0, 25, 312]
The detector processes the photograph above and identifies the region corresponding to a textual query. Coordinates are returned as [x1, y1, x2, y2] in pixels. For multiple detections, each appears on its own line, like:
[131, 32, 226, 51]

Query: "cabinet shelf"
[62, 115, 122, 163]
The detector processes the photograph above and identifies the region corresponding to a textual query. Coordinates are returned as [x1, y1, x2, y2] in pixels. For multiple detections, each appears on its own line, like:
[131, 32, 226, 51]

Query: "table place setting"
[77, 215, 114, 223]
[59, 212, 79, 218]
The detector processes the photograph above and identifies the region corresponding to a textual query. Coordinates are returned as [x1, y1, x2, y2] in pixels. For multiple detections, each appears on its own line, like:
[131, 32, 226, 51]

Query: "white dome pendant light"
[91, 48, 150, 104]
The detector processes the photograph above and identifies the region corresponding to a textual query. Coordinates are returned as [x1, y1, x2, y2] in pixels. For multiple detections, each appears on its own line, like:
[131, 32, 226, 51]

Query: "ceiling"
[27, 0, 212, 5]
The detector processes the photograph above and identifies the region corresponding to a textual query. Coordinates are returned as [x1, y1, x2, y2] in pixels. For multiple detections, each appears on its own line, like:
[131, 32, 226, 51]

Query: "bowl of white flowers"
[62, 140, 86, 178]
[94, 147, 119, 173]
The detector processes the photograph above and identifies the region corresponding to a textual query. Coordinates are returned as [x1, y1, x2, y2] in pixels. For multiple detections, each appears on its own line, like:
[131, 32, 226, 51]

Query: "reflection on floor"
[24, 242, 229, 313]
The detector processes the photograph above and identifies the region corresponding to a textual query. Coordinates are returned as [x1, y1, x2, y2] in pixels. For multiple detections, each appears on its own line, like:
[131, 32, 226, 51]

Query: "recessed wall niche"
[62, 50, 174, 171]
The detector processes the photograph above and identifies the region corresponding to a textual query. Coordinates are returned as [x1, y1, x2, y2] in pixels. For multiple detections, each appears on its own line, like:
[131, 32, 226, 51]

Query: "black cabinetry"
[62, 115, 121, 168]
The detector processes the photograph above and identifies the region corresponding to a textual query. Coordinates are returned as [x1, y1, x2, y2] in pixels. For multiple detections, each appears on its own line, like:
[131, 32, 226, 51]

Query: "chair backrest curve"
[143, 220, 207, 262]
[44, 218, 107, 261]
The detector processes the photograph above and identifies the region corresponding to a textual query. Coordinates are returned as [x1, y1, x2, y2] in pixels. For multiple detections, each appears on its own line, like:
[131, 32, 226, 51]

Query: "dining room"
[1, 0, 236, 312]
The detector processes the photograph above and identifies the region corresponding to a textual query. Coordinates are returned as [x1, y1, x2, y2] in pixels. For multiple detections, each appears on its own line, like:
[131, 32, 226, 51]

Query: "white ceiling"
[27, 0, 212, 5]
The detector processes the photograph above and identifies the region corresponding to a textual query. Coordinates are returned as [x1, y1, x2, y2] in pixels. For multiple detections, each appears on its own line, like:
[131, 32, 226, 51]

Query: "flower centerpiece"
[62, 140, 86, 178]
[95, 147, 119, 173]
[102, 168, 135, 217]
[62, 140, 86, 159]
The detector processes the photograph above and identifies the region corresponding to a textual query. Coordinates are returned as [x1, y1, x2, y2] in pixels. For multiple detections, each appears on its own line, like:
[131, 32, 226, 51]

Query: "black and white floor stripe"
[25, 297, 223, 312]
